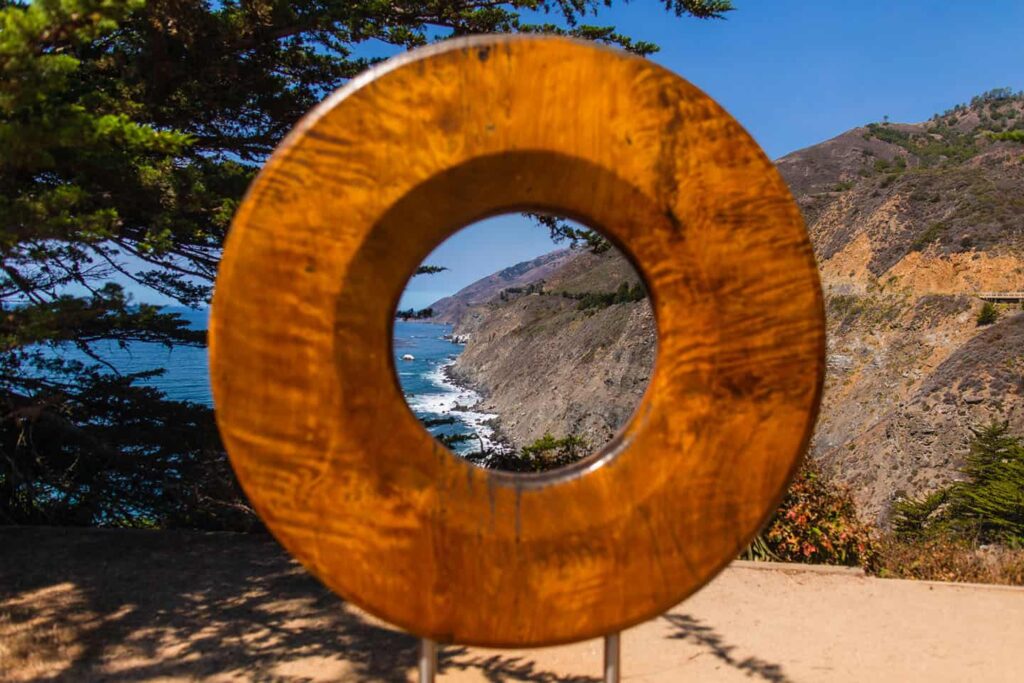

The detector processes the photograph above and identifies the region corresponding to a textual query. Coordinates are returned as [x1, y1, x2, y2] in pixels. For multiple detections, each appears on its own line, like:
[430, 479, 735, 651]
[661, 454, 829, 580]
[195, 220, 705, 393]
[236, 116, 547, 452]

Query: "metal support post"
[603, 632, 620, 683]
[419, 638, 437, 683]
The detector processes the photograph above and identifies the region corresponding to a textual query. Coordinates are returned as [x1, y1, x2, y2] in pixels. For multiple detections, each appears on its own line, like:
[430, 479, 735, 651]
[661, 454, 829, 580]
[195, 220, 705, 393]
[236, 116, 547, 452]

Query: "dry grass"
[871, 535, 1024, 585]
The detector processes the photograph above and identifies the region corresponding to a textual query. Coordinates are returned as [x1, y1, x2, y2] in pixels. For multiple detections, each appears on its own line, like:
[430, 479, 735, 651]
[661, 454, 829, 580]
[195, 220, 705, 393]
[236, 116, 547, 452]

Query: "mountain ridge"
[427, 248, 575, 325]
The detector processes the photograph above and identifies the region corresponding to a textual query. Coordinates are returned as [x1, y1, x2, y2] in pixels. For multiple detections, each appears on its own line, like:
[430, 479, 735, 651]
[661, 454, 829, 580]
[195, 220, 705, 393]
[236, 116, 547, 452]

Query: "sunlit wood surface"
[210, 35, 825, 647]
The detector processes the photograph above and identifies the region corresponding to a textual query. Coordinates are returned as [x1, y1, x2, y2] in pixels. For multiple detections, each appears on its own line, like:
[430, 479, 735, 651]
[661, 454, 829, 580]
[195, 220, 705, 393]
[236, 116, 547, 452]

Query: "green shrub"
[613, 281, 646, 304]
[910, 222, 948, 251]
[570, 281, 646, 310]
[575, 291, 616, 310]
[486, 432, 591, 472]
[990, 130, 1024, 144]
[396, 306, 434, 320]
[977, 301, 999, 326]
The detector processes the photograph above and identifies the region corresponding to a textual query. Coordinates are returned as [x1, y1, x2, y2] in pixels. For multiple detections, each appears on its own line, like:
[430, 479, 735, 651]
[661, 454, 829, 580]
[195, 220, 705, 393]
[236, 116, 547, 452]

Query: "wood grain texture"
[209, 35, 825, 647]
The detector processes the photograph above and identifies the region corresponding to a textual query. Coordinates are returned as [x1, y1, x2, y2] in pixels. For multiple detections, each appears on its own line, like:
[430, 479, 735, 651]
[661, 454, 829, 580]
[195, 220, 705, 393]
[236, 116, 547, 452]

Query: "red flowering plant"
[745, 459, 876, 567]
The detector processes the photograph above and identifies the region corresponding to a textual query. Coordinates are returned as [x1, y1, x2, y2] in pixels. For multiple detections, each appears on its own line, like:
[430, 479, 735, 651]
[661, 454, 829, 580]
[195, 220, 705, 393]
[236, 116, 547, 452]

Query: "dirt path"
[1, 527, 1021, 682]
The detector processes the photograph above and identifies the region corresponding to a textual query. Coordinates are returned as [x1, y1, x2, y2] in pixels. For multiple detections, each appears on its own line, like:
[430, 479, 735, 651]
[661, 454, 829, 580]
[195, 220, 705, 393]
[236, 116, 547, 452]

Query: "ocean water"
[392, 321, 502, 456]
[62, 309, 495, 457]
[60, 306, 213, 405]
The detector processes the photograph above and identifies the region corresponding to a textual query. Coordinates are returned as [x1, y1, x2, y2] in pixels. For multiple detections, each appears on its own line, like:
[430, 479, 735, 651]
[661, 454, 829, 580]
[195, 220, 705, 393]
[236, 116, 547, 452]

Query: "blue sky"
[126, 2, 1024, 309]
[401, 1, 1024, 309]
[599, 1, 1024, 159]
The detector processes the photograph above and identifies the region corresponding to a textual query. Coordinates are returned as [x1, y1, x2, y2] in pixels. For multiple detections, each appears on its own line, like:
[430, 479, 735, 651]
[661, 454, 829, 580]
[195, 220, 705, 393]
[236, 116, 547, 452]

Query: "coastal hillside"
[777, 89, 1024, 295]
[443, 249, 654, 453]
[778, 89, 1024, 522]
[431, 90, 1024, 525]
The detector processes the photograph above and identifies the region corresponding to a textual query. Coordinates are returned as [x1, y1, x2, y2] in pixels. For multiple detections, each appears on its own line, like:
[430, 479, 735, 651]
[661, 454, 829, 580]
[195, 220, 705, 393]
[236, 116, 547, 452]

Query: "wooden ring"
[210, 35, 824, 647]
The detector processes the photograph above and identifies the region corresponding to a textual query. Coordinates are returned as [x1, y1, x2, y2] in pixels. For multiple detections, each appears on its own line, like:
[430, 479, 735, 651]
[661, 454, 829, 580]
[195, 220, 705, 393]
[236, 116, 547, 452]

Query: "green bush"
[990, 130, 1024, 144]
[396, 306, 434, 320]
[569, 281, 646, 310]
[613, 281, 646, 304]
[575, 291, 616, 310]
[486, 432, 590, 472]
[977, 301, 999, 326]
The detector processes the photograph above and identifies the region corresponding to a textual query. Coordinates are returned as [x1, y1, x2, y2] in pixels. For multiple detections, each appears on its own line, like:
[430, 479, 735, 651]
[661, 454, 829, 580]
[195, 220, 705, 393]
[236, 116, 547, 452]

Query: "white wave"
[407, 360, 511, 456]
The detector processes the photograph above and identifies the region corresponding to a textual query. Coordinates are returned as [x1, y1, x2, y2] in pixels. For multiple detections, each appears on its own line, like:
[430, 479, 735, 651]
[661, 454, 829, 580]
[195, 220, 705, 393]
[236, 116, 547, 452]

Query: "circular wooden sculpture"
[210, 35, 825, 647]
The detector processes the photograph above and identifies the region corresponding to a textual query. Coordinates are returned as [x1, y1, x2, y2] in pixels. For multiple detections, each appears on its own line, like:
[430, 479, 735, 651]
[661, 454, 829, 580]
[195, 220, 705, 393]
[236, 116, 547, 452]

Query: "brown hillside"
[432, 90, 1024, 524]
[780, 89, 1024, 522]
[448, 249, 654, 452]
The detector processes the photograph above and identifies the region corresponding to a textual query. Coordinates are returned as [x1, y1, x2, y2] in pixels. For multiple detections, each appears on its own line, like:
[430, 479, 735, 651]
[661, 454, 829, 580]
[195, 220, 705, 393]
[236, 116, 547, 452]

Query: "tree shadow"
[440, 647, 598, 683]
[662, 613, 793, 683]
[0, 527, 592, 682]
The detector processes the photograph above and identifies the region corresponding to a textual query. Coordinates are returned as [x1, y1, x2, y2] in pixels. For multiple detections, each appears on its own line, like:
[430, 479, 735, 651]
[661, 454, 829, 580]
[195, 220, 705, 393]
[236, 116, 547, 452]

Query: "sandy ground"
[1, 527, 1022, 682]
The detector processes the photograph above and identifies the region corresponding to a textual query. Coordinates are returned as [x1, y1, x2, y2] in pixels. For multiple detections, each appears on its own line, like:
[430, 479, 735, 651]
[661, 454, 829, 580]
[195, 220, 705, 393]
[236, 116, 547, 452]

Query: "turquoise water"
[62, 309, 494, 455]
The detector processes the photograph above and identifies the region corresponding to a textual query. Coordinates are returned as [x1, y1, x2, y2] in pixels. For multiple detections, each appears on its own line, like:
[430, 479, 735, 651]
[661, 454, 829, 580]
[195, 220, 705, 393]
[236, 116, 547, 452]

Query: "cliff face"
[447, 249, 654, 453]
[430, 91, 1024, 524]
[784, 92, 1024, 522]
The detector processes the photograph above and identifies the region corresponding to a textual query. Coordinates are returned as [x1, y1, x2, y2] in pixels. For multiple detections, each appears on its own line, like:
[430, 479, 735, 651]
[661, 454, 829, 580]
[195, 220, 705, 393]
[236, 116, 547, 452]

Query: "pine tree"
[893, 422, 1024, 544]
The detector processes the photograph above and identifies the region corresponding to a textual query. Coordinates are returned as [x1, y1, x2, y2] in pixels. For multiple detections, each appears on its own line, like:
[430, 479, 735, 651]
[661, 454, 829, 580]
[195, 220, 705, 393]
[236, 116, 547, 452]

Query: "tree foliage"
[476, 431, 589, 472]
[396, 306, 433, 320]
[893, 421, 1024, 545]
[0, 0, 730, 527]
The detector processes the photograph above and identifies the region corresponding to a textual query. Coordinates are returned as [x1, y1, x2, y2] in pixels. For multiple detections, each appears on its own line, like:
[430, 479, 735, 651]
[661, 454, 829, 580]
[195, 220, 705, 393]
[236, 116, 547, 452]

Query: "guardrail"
[979, 292, 1024, 302]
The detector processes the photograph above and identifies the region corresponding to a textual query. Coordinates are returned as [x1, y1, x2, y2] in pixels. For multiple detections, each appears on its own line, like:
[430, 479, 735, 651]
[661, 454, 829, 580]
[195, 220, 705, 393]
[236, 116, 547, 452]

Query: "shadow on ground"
[0, 527, 593, 682]
[662, 613, 792, 683]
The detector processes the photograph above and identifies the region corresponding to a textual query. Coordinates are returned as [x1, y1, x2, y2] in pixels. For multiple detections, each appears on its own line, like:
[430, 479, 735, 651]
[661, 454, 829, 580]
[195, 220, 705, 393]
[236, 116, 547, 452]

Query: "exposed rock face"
[815, 290, 1024, 522]
[429, 91, 1024, 524]
[780, 92, 1024, 523]
[441, 249, 655, 453]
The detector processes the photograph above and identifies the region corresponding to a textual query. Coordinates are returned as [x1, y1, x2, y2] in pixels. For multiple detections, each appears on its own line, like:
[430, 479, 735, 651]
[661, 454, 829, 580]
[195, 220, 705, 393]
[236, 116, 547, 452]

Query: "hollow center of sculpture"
[393, 214, 655, 473]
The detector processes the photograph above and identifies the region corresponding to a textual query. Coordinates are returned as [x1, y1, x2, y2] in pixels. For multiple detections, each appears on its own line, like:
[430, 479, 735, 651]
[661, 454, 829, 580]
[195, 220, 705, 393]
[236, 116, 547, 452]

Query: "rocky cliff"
[781, 90, 1024, 522]
[446, 248, 655, 454]
[431, 90, 1024, 524]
